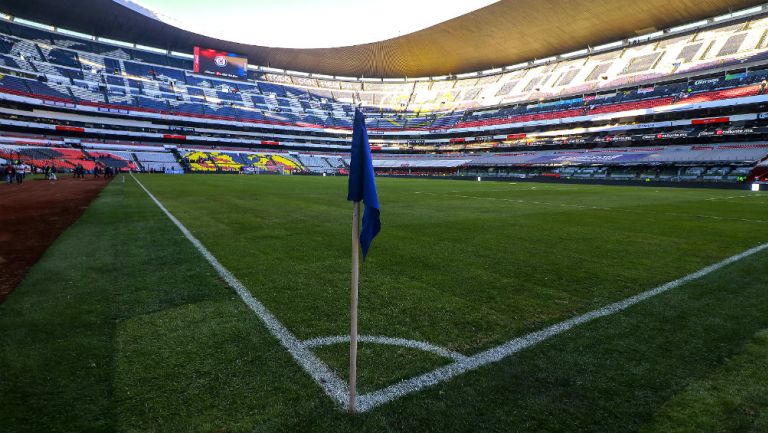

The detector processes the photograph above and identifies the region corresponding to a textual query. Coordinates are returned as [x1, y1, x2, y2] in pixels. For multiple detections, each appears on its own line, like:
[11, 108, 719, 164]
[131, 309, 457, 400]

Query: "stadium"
[1, 0, 767, 431]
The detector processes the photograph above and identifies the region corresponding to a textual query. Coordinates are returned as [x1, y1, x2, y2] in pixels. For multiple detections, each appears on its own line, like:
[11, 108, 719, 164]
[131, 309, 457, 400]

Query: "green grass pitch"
[1, 174, 767, 432]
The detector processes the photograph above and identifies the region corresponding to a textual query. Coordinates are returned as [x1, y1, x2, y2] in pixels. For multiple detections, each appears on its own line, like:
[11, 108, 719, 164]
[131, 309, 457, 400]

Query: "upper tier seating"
[1, 16, 768, 133]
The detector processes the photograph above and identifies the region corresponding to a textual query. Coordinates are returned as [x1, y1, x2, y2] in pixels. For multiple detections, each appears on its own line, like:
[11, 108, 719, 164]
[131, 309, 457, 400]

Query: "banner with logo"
[529, 153, 652, 164]
[193, 47, 248, 80]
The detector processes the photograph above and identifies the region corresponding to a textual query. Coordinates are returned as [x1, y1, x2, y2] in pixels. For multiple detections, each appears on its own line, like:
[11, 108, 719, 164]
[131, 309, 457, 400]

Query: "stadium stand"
[0, 11, 768, 182]
[183, 150, 242, 172]
[180, 149, 306, 174]
[1, 136, 765, 184]
[1, 14, 768, 132]
[0, 145, 137, 171]
[132, 151, 183, 173]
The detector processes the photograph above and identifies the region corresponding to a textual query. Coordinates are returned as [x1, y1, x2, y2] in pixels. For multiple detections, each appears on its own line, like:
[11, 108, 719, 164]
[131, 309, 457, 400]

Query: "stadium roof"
[115, 0, 503, 49]
[2, 0, 765, 78]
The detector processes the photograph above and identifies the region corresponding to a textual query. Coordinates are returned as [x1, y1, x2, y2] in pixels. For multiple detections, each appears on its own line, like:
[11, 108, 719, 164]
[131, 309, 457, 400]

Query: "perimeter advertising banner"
[529, 153, 652, 164]
[193, 47, 248, 80]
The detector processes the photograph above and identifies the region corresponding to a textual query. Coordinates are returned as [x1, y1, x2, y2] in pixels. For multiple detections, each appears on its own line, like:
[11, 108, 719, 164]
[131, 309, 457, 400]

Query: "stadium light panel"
[97, 37, 133, 48]
[593, 41, 623, 51]
[56, 27, 94, 40]
[505, 63, 529, 70]
[533, 57, 556, 65]
[13, 18, 53, 30]
[285, 70, 310, 77]
[456, 72, 479, 78]
[628, 31, 663, 43]
[170, 51, 194, 59]
[482, 68, 503, 75]
[714, 6, 763, 22]
[0, 13, 11, 20]
[669, 20, 708, 33]
[135, 44, 167, 54]
[561, 49, 588, 58]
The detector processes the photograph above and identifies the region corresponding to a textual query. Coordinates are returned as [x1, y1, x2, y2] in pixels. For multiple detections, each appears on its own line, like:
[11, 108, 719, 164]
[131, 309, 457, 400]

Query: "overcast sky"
[122, 0, 500, 48]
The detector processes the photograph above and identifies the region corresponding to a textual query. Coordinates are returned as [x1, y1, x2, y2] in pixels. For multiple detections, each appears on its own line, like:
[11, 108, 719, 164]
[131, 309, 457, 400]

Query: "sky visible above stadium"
[116, 0, 500, 48]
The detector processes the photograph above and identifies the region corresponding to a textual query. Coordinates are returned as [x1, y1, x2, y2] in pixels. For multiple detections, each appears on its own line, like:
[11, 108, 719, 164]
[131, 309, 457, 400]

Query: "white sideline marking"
[304, 335, 468, 362]
[354, 241, 768, 412]
[131, 175, 768, 413]
[130, 175, 350, 408]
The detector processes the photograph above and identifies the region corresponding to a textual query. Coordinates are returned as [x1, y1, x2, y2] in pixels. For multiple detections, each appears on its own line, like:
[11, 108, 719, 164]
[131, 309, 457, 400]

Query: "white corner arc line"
[130, 174, 350, 408]
[354, 241, 768, 413]
[303, 335, 468, 362]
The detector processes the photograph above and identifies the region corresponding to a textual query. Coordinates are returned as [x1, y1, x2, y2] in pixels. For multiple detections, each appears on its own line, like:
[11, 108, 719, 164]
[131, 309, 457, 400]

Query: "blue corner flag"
[347, 109, 380, 258]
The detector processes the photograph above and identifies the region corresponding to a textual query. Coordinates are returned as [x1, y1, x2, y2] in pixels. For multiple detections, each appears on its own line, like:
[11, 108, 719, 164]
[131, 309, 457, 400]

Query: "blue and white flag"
[347, 109, 380, 258]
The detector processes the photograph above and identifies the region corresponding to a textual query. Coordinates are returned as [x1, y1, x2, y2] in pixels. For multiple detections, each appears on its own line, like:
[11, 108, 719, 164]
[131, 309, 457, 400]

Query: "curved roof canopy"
[116, 0, 502, 49]
[1, 0, 765, 77]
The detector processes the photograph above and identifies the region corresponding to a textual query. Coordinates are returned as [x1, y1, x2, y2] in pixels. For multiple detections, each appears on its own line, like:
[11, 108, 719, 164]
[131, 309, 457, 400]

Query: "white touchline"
[132, 174, 768, 413]
[131, 175, 350, 408]
[354, 241, 768, 413]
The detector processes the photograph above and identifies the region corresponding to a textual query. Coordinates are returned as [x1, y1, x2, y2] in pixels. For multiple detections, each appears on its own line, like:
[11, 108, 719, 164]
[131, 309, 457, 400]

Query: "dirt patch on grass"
[0, 176, 108, 303]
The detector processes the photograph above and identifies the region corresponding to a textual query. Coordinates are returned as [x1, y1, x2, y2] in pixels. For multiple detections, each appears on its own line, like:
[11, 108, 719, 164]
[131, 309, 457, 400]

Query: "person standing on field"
[12, 162, 21, 184]
[3, 163, 13, 184]
[15, 163, 27, 184]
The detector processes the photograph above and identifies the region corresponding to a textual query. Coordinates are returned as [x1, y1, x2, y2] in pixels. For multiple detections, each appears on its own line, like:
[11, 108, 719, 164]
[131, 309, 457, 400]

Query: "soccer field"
[2, 174, 768, 432]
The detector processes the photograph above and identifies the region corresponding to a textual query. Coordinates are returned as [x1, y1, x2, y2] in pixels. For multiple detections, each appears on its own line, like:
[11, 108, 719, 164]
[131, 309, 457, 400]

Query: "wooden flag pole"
[349, 200, 361, 413]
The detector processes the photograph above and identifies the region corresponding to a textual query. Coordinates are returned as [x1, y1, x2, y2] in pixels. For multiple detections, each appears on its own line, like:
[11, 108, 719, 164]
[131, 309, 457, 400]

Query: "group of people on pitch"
[92, 165, 116, 179]
[42, 165, 58, 181]
[72, 163, 87, 179]
[3, 161, 30, 185]
[3, 160, 118, 184]
[73, 163, 116, 179]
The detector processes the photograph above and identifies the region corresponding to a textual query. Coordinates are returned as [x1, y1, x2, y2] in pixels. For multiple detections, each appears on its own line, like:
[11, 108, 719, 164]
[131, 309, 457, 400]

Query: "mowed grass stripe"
[131, 173, 350, 407]
[416, 190, 768, 224]
[136, 176, 768, 353]
[1, 175, 767, 432]
[645, 329, 768, 433]
[331, 250, 768, 433]
[0, 178, 335, 432]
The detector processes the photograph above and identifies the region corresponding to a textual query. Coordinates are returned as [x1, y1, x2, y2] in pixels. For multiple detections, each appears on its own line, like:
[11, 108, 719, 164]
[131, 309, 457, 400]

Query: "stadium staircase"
[169, 148, 189, 172]
[749, 157, 768, 181]
[130, 153, 145, 171]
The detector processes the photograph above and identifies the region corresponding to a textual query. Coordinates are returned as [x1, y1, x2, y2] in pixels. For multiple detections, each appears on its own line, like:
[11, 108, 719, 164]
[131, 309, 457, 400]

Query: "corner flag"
[347, 109, 380, 258]
[346, 108, 380, 413]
